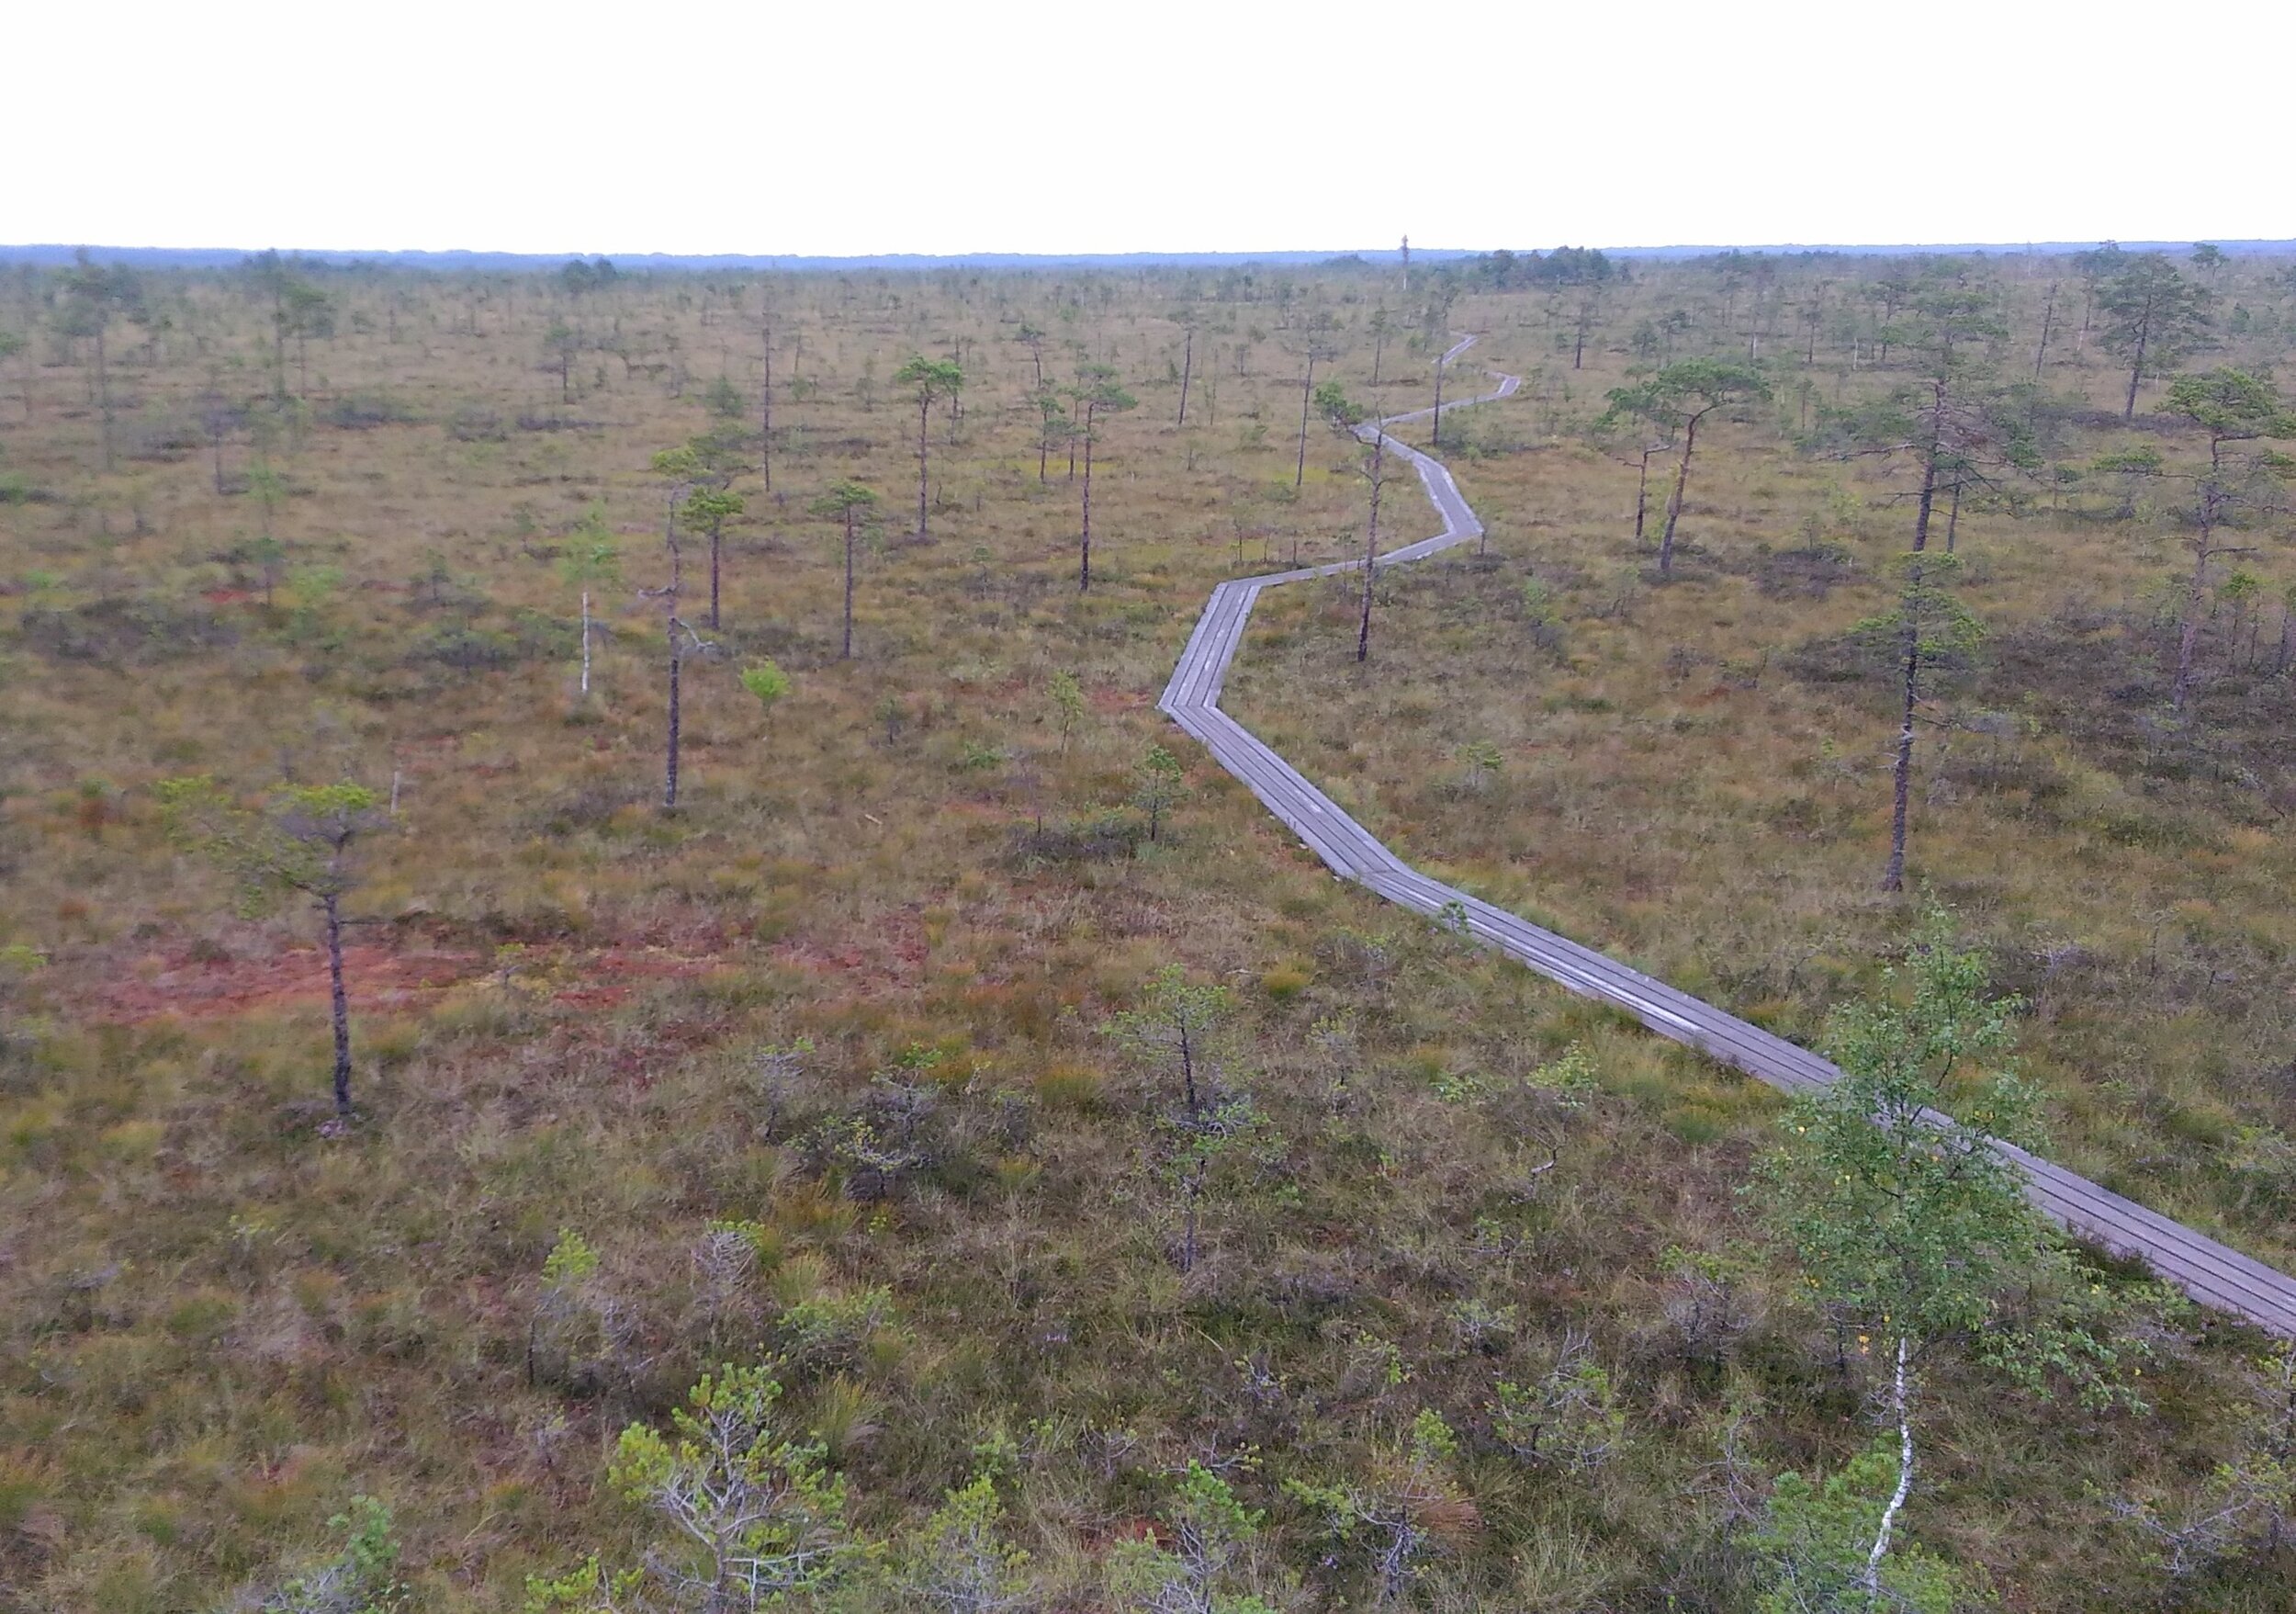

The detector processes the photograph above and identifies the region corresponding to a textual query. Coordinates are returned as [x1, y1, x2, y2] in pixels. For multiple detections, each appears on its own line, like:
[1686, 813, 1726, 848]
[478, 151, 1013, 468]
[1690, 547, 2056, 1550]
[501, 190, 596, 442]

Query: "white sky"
[9, 0, 2290, 256]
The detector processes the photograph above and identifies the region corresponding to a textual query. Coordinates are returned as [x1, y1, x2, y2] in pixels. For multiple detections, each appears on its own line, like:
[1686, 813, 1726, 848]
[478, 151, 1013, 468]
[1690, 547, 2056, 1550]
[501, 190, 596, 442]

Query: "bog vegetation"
[1, 241, 2293, 1610]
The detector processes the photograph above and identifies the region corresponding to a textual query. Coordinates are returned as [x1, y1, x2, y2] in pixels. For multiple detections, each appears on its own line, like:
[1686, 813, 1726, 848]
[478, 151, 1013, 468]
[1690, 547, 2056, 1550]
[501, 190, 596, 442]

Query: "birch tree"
[558, 508, 621, 697]
[1757, 912, 2140, 1606]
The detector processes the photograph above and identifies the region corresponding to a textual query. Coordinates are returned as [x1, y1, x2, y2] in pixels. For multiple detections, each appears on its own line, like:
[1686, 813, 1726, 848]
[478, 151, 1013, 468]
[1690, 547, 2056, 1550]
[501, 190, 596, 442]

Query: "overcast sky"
[10, 0, 2290, 256]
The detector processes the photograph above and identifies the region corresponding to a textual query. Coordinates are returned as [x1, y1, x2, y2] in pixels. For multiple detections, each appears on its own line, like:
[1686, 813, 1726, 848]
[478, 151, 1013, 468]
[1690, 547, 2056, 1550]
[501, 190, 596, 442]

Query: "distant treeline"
[0, 244, 1469, 275]
[1439, 246, 1624, 288]
[6, 239, 2295, 277]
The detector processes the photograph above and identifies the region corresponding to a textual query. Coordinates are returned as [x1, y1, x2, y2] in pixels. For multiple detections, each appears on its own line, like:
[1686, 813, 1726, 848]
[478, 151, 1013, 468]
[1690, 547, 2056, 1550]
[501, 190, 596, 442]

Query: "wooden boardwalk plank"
[1159, 334, 2296, 1339]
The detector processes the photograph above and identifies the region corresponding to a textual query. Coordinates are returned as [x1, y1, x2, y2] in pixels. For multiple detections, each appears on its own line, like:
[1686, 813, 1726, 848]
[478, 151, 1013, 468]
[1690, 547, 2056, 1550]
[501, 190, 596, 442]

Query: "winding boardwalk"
[1158, 335, 2296, 1337]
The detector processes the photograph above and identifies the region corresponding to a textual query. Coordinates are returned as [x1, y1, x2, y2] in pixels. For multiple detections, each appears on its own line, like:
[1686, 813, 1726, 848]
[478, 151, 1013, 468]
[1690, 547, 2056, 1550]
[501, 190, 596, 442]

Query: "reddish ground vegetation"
[78, 940, 730, 1022]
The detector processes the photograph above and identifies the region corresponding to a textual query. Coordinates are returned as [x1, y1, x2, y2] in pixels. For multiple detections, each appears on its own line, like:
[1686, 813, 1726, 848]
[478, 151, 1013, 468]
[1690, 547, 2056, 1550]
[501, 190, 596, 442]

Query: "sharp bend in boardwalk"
[1157, 333, 2296, 1338]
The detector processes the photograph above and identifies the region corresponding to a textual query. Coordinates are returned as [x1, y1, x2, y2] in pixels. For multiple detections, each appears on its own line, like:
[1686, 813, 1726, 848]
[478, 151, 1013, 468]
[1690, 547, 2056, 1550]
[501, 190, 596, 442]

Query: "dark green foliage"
[17, 596, 237, 663]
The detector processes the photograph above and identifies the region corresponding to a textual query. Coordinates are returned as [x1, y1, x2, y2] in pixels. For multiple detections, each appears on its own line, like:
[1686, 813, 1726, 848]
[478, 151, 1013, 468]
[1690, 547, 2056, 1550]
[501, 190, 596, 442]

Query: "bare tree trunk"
[1294, 349, 1315, 489]
[2173, 526, 2211, 714]
[323, 892, 353, 1117]
[2123, 310, 2150, 421]
[1180, 1167, 1200, 1272]
[1079, 404, 1097, 593]
[759, 316, 773, 492]
[95, 324, 114, 471]
[2174, 446, 2234, 713]
[1634, 445, 1657, 547]
[1658, 411, 1703, 576]
[842, 511, 856, 658]
[1176, 329, 1192, 426]
[663, 506, 683, 809]
[1862, 1337, 1917, 1602]
[580, 590, 591, 694]
[665, 629, 682, 807]
[1944, 479, 1964, 554]
[1912, 382, 1944, 553]
[915, 395, 931, 538]
[1880, 432, 1949, 892]
[1356, 428, 1386, 662]
[707, 527, 722, 631]
[1429, 345, 1446, 449]
[1884, 629, 1918, 894]
[2032, 282, 2057, 382]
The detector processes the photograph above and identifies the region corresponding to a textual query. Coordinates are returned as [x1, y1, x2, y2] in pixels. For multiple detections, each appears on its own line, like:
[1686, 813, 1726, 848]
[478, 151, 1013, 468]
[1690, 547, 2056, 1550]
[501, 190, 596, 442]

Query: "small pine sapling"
[739, 660, 791, 721]
[1132, 744, 1186, 841]
[607, 1365, 853, 1609]
[1048, 670, 1085, 754]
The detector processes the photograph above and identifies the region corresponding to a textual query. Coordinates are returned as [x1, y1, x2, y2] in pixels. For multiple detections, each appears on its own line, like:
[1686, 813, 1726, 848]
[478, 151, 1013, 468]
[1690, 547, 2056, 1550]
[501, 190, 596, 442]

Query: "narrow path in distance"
[1157, 333, 2296, 1337]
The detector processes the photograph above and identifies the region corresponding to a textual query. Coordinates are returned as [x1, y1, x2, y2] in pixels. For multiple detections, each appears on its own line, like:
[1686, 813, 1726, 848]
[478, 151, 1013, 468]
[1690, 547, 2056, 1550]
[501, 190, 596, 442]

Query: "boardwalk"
[1158, 335, 2296, 1337]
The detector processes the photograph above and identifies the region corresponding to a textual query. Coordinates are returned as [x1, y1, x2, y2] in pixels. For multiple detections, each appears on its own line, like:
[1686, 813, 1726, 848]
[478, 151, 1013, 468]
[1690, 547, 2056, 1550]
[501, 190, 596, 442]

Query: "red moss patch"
[80, 940, 728, 1024]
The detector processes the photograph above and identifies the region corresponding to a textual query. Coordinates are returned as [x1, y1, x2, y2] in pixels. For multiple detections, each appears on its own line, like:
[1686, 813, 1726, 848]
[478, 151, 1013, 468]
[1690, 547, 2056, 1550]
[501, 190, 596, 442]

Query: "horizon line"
[5, 237, 2292, 269]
